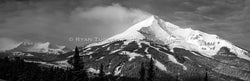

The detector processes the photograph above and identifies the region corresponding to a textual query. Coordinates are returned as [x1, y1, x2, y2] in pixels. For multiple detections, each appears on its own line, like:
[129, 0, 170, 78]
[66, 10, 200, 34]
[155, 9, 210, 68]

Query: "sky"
[0, 0, 249, 50]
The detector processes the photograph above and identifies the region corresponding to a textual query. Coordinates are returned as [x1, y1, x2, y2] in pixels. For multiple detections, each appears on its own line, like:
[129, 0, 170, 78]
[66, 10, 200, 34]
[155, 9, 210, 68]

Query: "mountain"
[10, 41, 69, 54]
[73, 16, 250, 81]
[0, 41, 72, 68]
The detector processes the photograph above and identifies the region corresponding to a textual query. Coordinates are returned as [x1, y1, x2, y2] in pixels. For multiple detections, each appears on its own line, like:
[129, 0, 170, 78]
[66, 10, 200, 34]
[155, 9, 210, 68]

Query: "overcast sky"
[0, 0, 249, 50]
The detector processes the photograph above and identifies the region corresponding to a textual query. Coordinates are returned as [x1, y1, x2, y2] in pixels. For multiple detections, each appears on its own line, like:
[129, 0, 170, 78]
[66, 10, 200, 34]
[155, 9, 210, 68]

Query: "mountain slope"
[87, 16, 249, 60]
[0, 41, 72, 68]
[75, 16, 250, 81]
[11, 41, 69, 54]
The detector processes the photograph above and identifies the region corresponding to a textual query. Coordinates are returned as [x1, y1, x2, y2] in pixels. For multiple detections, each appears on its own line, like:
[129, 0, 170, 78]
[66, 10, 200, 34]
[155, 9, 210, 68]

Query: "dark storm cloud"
[0, 0, 249, 50]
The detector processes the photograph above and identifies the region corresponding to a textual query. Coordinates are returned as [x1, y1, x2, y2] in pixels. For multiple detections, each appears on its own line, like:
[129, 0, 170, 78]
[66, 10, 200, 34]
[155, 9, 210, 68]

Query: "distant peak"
[21, 41, 34, 46]
[8, 41, 69, 54]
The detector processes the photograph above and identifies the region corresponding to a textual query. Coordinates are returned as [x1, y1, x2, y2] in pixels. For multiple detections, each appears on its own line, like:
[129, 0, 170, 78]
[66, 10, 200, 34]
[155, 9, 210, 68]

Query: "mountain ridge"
[7, 41, 70, 54]
[74, 15, 250, 81]
[86, 15, 249, 61]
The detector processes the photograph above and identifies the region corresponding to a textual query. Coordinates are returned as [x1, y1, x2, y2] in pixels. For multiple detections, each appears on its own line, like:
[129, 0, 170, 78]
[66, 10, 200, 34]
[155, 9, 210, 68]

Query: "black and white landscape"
[0, 0, 250, 81]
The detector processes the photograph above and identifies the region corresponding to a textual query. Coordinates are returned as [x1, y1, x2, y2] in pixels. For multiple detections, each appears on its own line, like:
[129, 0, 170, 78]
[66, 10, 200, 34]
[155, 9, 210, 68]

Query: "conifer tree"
[73, 46, 81, 71]
[4, 57, 9, 62]
[204, 69, 208, 81]
[80, 62, 88, 81]
[99, 63, 105, 81]
[148, 58, 155, 81]
[139, 63, 145, 81]
[175, 73, 180, 81]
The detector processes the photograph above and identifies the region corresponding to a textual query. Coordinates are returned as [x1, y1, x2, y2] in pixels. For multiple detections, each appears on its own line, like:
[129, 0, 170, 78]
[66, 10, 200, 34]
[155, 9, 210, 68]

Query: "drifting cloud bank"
[0, 2, 150, 49]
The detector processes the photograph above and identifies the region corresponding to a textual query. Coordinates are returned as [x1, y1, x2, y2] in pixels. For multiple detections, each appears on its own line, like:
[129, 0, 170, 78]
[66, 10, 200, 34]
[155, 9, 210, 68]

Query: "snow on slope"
[55, 60, 72, 68]
[168, 54, 187, 70]
[154, 59, 167, 71]
[86, 15, 250, 61]
[12, 41, 68, 54]
[86, 16, 155, 48]
[28, 42, 50, 53]
[114, 64, 124, 76]
[24, 60, 72, 68]
[120, 51, 144, 61]
[146, 54, 168, 72]
[88, 68, 100, 74]
[0, 42, 22, 52]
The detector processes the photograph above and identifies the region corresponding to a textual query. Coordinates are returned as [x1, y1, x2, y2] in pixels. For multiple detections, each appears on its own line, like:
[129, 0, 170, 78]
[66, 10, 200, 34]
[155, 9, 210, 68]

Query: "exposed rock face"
[72, 39, 249, 81]
[70, 16, 250, 81]
[216, 47, 236, 56]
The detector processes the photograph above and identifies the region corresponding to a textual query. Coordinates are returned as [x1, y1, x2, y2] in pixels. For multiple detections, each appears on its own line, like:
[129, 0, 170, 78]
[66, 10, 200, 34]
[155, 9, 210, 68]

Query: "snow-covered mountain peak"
[11, 41, 69, 54]
[28, 42, 50, 53]
[87, 16, 173, 47]
[86, 15, 249, 61]
[86, 16, 155, 47]
[104, 16, 181, 42]
[106, 16, 156, 41]
[21, 41, 34, 46]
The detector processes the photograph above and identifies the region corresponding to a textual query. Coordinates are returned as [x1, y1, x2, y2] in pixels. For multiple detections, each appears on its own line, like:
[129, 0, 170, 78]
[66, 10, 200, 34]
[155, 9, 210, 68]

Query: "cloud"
[0, 3, 150, 48]
[0, 38, 20, 51]
[70, 4, 150, 35]
[0, 0, 249, 50]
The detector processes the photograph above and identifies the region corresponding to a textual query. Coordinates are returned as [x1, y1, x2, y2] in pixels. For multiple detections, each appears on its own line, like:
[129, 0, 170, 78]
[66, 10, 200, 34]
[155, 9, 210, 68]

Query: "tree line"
[0, 46, 210, 81]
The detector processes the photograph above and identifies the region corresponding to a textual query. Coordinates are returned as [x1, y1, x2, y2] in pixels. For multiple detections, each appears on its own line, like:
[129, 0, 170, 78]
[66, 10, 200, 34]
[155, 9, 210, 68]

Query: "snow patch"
[82, 47, 91, 52]
[12, 52, 25, 56]
[108, 62, 112, 69]
[114, 65, 124, 76]
[168, 54, 187, 70]
[154, 59, 167, 71]
[120, 51, 143, 61]
[26, 53, 34, 57]
[107, 47, 110, 51]
[123, 40, 132, 46]
[96, 57, 105, 61]
[24, 60, 71, 68]
[82, 52, 94, 56]
[191, 52, 202, 56]
[135, 40, 142, 48]
[55, 60, 72, 68]
[106, 72, 111, 75]
[110, 49, 121, 54]
[183, 56, 191, 60]
[88, 68, 100, 74]
[146, 54, 152, 58]
[145, 47, 149, 54]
